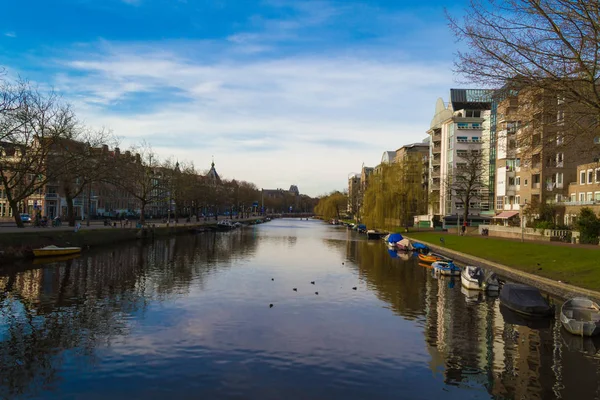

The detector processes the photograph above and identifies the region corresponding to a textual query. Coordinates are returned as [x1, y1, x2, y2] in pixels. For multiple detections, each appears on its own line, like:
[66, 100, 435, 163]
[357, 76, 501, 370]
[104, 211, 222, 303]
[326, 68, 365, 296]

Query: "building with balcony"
[561, 162, 600, 226]
[427, 89, 493, 226]
[493, 86, 597, 223]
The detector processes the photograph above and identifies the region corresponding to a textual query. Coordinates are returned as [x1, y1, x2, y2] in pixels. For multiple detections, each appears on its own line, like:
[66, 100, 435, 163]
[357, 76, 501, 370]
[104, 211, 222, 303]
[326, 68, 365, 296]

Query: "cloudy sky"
[1, 0, 467, 196]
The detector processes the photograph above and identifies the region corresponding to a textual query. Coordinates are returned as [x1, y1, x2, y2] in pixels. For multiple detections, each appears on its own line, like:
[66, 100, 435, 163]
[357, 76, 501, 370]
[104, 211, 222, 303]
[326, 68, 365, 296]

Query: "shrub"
[574, 208, 600, 244]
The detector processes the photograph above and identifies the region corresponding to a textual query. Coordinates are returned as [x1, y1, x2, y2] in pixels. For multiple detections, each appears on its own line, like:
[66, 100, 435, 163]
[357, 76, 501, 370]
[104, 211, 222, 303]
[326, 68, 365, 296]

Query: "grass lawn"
[407, 232, 600, 291]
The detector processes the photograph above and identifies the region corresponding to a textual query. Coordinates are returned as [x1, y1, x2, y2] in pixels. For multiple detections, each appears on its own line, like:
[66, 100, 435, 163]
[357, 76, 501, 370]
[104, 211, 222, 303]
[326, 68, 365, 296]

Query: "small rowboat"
[560, 298, 600, 337]
[418, 253, 443, 263]
[432, 261, 461, 276]
[33, 245, 82, 258]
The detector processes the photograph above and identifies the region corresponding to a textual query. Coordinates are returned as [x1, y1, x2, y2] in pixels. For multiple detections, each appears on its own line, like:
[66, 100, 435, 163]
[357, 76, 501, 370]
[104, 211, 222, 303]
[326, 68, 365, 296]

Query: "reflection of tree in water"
[345, 240, 600, 399]
[0, 231, 258, 398]
[345, 240, 428, 319]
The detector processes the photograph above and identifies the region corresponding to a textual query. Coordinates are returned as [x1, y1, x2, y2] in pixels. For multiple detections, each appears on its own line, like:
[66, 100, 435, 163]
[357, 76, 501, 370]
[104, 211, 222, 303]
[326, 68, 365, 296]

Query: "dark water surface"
[1, 219, 600, 399]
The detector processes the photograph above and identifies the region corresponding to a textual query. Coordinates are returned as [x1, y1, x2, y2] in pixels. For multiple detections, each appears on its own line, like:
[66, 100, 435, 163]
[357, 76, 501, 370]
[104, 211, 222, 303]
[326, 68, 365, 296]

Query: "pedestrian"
[461, 221, 467, 236]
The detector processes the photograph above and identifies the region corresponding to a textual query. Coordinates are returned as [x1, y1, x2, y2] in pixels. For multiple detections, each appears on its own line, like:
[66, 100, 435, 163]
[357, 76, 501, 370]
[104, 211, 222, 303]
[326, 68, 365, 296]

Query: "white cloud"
[4, 32, 16, 38]
[49, 42, 452, 195]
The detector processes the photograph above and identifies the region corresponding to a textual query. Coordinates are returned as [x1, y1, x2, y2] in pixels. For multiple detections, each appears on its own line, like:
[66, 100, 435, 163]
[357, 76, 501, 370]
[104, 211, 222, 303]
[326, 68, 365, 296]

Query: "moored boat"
[560, 297, 600, 337]
[33, 245, 82, 258]
[432, 260, 461, 276]
[396, 238, 412, 251]
[367, 230, 387, 240]
[461, 266, 500, 292]
[499, 283, 554, 317]
[411, 242, 430, 254]
[418, 253, 443, 264]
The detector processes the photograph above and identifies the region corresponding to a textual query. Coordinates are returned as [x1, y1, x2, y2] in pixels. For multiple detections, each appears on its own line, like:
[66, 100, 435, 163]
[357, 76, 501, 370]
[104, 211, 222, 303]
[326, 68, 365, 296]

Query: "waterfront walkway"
[0, 217, 265, 234]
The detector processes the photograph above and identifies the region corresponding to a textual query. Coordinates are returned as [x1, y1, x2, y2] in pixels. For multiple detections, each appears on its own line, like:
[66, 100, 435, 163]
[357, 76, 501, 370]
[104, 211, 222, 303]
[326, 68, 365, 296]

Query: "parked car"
[20, 213, 32, 223]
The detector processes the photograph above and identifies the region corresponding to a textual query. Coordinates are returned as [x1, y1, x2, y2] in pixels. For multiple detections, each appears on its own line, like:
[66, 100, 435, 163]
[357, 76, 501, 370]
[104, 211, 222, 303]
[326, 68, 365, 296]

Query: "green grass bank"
[408, 232, 600, 291]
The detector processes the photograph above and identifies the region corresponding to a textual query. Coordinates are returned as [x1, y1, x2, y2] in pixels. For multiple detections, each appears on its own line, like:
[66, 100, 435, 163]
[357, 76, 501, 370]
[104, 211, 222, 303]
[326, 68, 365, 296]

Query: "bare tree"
[449, 0, 600, 153]
[0, 81, 76, 227]
[446, 148, 487, 224]
[114, 142, 162, 225]
[49, 127, 118, 226]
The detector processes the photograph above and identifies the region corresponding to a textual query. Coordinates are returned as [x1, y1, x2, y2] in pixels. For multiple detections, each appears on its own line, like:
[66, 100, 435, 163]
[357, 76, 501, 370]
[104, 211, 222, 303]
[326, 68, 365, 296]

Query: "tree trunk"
[140, 203, 146, 225]
[10, 200, 23, 228]
[66, 196, 76, 227]
[86, 183, 92, 227]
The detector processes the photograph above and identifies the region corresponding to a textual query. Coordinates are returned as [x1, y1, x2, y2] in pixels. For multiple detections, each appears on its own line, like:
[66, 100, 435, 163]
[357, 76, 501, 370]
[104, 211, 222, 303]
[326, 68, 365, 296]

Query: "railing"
[561, 200, 599, 206]
[532, 182, 541, 189]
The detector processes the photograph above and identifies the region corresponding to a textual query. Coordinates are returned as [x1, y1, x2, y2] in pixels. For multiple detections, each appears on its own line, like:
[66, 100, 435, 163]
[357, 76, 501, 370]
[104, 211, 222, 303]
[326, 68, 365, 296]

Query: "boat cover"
[357, 224, 367, 230]
[412, 242, 428, 250]
[388, 233, 403, 243]
[499, 283, 553, 317]
[388, 249, 399, 258]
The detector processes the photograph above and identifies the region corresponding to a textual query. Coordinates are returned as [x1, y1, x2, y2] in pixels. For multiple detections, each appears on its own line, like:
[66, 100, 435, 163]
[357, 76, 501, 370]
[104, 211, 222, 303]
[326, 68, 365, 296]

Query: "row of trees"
[360, 157, 428, 229]
[1, 74, 311, 228]
[314, 191, 348, 221]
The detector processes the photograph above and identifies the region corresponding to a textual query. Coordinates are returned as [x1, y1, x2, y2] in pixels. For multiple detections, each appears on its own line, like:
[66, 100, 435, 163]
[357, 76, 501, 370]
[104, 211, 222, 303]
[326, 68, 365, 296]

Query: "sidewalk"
[0, 217, 264, 234]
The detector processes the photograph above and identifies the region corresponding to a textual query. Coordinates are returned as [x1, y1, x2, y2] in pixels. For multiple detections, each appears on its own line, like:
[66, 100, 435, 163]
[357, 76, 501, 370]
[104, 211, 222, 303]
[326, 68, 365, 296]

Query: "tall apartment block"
[427, 89, 494, 226]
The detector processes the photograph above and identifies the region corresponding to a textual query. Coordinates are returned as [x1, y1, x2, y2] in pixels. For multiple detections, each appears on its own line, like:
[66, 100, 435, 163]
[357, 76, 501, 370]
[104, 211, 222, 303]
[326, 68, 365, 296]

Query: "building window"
[556, 153, 563, 167]
[457, 123, 468, 129]
[557, 133, 564, 145]
[456, 136, 468, 142]
[496, 196, 504, 210]
[580, 193, 586, 201]
[508, 177, 515, 186]
[595, 192, 600, 201]
[588, 169, 594, 184]
[471, 137, 480, 142]
[596, 169, 600, 183]
[581, 171, 586, 184]
[570, 193, 576, 202]
[515, 195, 521, 205]
[588, 192, 594, 201]
[556, 172, 563, 188]
[524, 179, 528, 186]
[516, 176, 521, 186]
[465, 110, 481, 118]
[556, 194, 563, 203]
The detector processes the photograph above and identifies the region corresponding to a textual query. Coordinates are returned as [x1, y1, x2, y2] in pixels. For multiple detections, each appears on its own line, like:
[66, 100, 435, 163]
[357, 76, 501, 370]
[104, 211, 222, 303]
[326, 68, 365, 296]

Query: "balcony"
[503, 204, 520, 211]
[532, 182, 541, 189]
[431, 159, 441, 167]
[45, 193, 58, 199]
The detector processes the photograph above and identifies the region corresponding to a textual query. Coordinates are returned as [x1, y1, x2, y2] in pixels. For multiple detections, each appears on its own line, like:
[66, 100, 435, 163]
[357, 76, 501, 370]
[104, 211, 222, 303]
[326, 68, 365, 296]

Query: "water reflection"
[345, 238, 600, 399]
[0, 221, 599, 399]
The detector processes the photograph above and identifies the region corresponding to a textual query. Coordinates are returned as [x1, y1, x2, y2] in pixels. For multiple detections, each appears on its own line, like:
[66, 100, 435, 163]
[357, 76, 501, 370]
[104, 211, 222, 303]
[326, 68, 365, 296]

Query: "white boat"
[561, 297, 600, 337]
[396, 238, 412, 251]
[461, 266, 499, 292]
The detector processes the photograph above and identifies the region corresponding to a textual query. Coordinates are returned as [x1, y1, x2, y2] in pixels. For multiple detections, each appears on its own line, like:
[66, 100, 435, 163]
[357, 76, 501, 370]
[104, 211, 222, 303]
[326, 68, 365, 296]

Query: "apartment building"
[562, 162, 600, 226]
[493, 87, 595, 221]
[427, 89, 493, 226]
[347, 173, 361, 215]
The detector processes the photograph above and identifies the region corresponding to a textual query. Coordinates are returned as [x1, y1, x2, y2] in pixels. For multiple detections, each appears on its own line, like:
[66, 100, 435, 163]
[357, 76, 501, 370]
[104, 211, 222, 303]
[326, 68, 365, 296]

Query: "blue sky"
[1, 0, 467, 196]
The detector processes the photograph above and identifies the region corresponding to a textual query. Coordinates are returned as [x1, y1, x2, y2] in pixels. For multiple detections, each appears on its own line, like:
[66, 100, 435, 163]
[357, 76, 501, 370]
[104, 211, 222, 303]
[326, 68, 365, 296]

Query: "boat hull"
[33, 248, 81, 257]
[432, 261, 461, 276]
[418, 254, 441, 264]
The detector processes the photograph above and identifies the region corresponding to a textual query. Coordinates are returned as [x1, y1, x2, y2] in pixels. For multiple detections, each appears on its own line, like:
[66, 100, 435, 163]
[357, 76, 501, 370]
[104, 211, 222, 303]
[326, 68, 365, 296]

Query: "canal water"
[1, 219, 599, 399]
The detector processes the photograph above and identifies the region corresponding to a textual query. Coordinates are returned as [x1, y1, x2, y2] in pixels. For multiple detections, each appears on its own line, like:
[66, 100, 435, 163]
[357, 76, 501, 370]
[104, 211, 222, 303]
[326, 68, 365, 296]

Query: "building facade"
[427, 89, 493, 226]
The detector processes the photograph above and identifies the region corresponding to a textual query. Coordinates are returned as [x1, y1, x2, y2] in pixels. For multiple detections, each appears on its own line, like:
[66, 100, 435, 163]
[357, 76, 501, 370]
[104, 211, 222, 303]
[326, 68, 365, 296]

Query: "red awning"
[494, 211, 520, 219]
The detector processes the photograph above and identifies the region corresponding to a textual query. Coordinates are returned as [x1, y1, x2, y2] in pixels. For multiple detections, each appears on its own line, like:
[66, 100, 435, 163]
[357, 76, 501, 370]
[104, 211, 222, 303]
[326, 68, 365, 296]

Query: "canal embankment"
[0, 217, 267, 262]
[405, 233, 600, 301]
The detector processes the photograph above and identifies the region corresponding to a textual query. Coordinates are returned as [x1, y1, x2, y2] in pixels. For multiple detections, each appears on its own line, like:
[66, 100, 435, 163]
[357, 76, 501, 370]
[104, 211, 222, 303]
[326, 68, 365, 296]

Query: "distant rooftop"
[450, 89, 493, 111]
